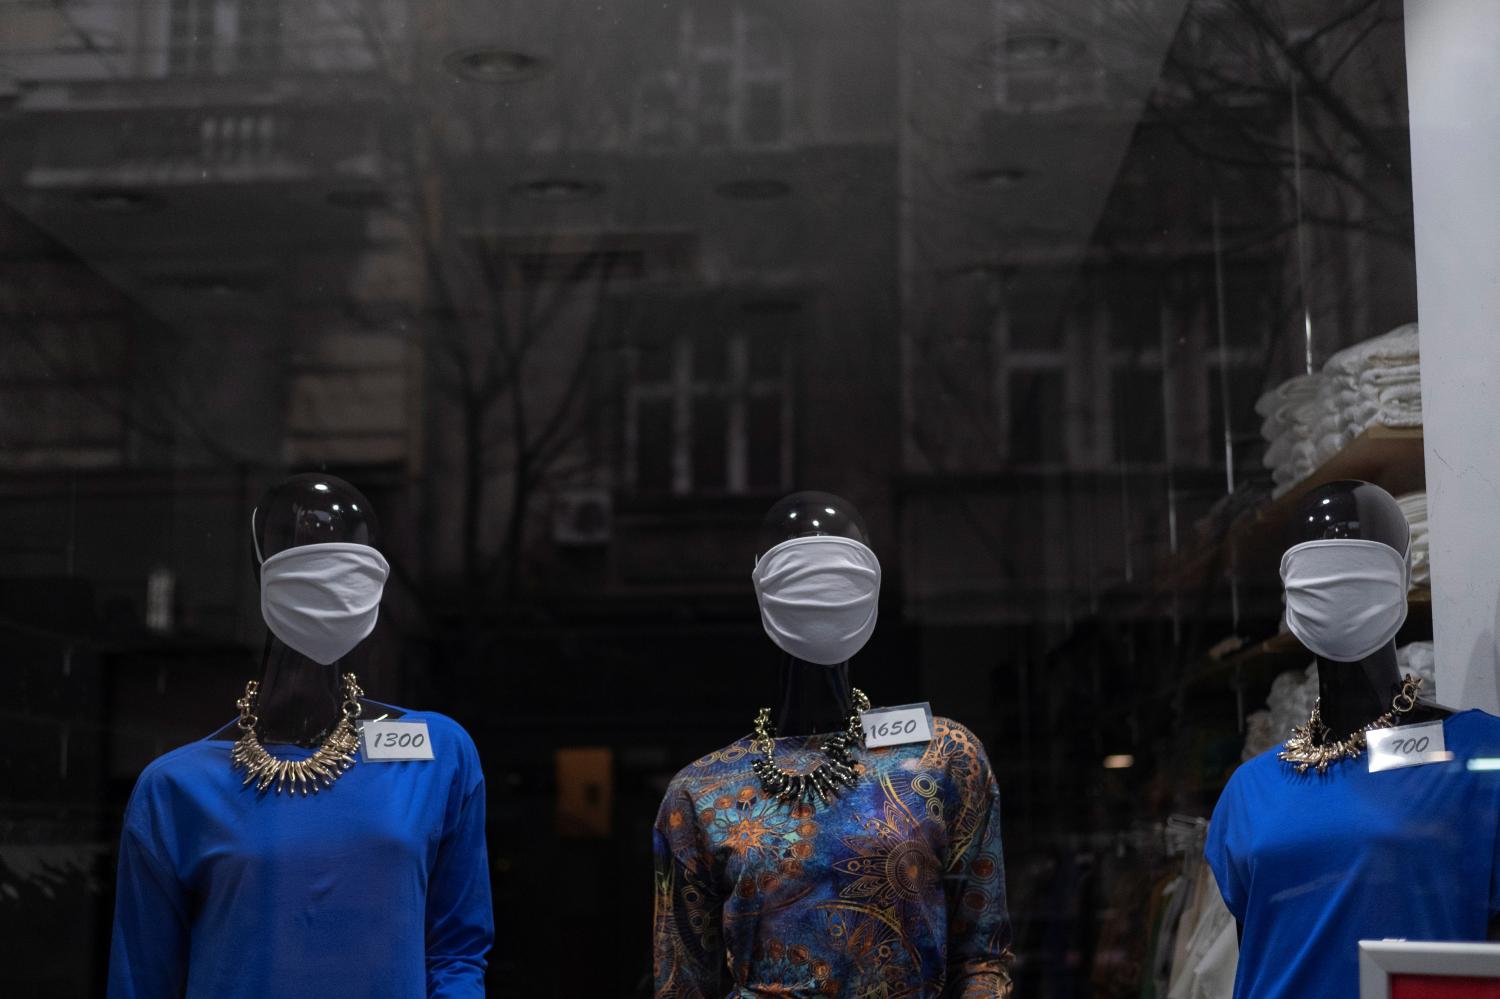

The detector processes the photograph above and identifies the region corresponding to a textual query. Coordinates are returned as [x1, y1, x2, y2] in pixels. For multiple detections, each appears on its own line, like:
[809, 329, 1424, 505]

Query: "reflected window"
[996, 273, 1072, 466]
[169, 0, 283, 76]
[1007, 369, 1066, 464]
[1107, 271, 1163, 350]
[1112, 368, 1166, 464]
[237, 0, 284, 73]
[681, 3, 790, 149]
[168, 0, 215, 76]
[627, 303, 791, 495]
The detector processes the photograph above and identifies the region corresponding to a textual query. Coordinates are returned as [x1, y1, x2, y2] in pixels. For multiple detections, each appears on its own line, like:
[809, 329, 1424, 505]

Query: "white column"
[1406, 1, 1500, 711]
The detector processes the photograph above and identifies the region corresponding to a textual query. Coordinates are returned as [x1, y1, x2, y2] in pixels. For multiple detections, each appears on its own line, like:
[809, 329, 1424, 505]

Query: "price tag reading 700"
[859, 703, 934, 749]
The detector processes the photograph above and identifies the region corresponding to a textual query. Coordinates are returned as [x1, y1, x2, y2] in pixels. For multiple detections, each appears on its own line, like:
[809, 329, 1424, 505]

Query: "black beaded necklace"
[749, 688, 870, 806]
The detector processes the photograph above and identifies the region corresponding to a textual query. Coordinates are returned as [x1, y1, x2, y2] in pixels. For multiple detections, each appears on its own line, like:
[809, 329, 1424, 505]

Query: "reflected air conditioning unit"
[552, 488, 612, 547]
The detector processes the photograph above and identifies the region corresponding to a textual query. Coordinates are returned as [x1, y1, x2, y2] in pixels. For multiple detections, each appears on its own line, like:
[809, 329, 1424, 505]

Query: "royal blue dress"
[652, 717, 1013, 997]
[1207, 708, 1500, 999]
[107, 707, 492, 999]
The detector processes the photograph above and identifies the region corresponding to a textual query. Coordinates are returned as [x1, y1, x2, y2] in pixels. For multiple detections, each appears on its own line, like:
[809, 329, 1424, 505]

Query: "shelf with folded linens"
[1161, 424, 1425, 594]
[1160, 324, 1428, 598]
[1224, 424, 1425, 578]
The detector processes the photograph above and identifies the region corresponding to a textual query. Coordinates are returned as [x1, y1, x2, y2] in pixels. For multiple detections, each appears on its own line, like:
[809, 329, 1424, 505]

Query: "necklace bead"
[1279, 674, 1423, 775]
[231, 673, 364, 795]
[751, 688, 870, 806]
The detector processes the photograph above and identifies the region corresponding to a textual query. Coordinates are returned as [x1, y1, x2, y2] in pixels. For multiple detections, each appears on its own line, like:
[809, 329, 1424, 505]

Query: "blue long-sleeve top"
[107, 706, 493, 999]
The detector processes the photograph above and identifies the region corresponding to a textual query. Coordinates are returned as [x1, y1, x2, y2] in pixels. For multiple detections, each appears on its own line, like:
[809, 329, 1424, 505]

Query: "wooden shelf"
[1161, 425, 1425, 592]
[1228, 425, 1425, 574]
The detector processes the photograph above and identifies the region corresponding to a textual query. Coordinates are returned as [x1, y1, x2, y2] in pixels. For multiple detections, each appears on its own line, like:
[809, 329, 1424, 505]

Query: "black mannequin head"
[251, 473, 381, 575]
[757, 491, 873, 736]
[230, 473, 389, 746]
[1285, 478, 1433, 736]
[1287, 479, 1409, 554]
[757, 491, 870, 561]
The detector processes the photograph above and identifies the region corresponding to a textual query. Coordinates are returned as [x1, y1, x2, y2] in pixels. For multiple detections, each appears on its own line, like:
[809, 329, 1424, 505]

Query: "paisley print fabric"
[653, 717, 1013, 998]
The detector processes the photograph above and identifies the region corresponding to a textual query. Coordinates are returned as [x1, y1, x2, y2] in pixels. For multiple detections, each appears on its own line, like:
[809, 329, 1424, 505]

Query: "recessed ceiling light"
[962, 167, 1028, 189]
[325, 188, 390, 210]
[152, 274, 262, 296]
[444, 47, 547, 83]
[741, 298, 803, 316]
[715, 178, 791, 200]
[80, 188, 163, 212]
[987, 31, 1082, 67]
[1102, 754, 1135, 770]
[512, 178, 605, 202]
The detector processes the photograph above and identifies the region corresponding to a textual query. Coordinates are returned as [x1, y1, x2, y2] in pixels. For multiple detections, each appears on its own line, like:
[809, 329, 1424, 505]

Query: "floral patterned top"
[652, 717, 1013, 998]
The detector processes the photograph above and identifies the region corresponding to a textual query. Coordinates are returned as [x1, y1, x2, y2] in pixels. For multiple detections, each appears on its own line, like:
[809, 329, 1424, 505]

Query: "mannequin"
[1288, 479, 1446, 736]
[1205, 478, 1500, 999]
[651, 490, 1013, 997]
[757, 491, 869, 737]
[108, 474, 492, 999]
[211, 473, 402, 744]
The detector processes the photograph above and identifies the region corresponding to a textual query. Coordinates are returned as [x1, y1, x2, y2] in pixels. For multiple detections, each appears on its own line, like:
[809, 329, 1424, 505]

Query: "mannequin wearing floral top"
[652, 716, 1013, 997]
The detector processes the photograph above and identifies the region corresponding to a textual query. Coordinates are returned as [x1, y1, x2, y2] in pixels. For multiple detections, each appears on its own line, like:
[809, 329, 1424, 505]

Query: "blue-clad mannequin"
[108, 474, 493, 999]
[1207, 479, 1500, 999]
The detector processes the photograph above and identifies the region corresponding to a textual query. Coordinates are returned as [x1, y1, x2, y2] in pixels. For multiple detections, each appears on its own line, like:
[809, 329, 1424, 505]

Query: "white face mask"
[257, 538, 390, 666]
[752, 535, 880, 666]
[1280, 537, 1410, 662]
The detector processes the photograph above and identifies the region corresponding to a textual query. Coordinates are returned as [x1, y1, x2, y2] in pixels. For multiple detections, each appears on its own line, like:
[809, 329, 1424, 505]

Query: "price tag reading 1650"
[859, 703, 934, 749]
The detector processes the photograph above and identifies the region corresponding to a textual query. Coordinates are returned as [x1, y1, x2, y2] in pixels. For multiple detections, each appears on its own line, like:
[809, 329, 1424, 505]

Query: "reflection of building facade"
[0, 1, 1421, 995]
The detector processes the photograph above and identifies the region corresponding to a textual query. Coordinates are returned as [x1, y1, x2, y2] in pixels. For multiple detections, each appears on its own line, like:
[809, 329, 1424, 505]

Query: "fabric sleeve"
[941, 746, 1015, 998]
[425, 762, 495, 997]
[1204, 781, 1246, 923]
[107, 785, 189, 999]
[652, 782, 726, 998]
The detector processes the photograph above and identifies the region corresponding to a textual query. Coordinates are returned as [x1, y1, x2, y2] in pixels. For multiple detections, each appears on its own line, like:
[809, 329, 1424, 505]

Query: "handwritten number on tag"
[859, 704, 934, 748]
[865, 718, 920, 740]
[1388, 735, 1430, 755]
[369, 730, 426, 750]
[361, 720, 435, 761]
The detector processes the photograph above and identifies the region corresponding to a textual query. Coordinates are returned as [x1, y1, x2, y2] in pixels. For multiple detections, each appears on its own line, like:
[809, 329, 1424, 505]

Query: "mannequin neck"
[254, 638, 345, 745]
[772, 656, 854, 737]
[1315, 641, 1404, 737]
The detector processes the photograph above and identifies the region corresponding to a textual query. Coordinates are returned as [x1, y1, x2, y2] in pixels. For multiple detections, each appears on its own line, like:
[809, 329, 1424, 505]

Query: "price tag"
[860, 702, 934, 749]
[361, 721, 435, 762]
[1367, 720, 1449, 773]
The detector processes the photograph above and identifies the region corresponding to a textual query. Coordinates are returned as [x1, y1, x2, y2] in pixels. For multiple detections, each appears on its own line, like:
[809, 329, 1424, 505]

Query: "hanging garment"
[652, 718, 1012, 997]
[1167, 866, 1236, 999]
[1206, 709, 1500, 999]
[108, 709, 492, 999]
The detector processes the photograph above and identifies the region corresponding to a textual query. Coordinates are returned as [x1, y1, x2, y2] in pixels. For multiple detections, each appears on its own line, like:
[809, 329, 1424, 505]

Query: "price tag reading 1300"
[859, 702, 935, 749]
[361, 720, 435, 762]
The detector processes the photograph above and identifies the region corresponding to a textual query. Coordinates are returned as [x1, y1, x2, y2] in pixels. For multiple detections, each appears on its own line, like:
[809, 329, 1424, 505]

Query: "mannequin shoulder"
[135, 739, 225, 784]
[1444, 707, 1500, 752]
[123, 738, 233, 815]
[663, 736, 757, 796]
[380, 708, 483, 767]
[927, 717, 998, 769]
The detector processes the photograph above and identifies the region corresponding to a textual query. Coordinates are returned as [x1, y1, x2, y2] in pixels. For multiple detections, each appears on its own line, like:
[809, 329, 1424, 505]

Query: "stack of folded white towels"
[1256, 375, 1323, 493]
[1396, 491, 1430, 587]
[1256, 323, 1422, 496]
[1399, 640, 1436, 690]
